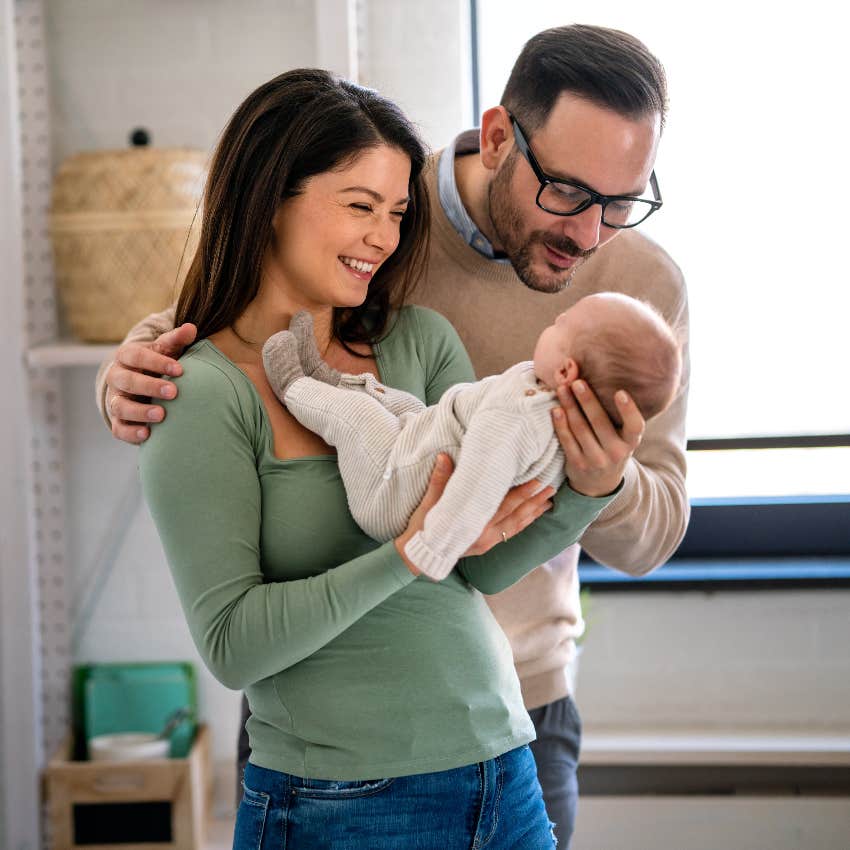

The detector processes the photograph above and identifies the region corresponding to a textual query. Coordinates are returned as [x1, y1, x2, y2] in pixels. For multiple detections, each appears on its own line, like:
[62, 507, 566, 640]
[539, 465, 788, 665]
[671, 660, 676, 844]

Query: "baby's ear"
[557, 357, 579, 386]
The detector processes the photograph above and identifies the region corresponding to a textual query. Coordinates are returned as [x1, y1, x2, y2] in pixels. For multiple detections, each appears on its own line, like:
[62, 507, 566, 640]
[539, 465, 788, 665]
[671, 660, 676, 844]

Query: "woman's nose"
[365, 215, 400, 254]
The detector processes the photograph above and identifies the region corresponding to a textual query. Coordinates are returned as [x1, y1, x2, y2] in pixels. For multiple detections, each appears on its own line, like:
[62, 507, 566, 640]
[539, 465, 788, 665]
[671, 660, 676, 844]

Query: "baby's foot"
[262, 331, 305, 403]
[289, 310, 342, 386]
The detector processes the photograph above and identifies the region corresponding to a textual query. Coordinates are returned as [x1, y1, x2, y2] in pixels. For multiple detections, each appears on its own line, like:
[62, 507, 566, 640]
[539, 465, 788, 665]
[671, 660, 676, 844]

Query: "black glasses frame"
[510, 115, 663, 229]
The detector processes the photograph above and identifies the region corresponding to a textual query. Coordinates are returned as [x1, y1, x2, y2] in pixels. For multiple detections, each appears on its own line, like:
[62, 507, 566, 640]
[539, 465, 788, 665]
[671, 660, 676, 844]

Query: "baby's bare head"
[535, 293, 683, 426]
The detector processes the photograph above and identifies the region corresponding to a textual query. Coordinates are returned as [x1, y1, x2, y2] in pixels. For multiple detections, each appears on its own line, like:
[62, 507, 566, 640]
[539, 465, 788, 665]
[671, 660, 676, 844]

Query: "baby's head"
[533, 293, 682, 426]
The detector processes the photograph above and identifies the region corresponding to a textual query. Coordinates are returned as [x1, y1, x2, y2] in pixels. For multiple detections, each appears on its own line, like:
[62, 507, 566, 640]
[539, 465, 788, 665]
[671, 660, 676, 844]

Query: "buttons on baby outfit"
[524, 388, 537, 397]
[375, 386, 385, 393]
[382, 466, 392, 480]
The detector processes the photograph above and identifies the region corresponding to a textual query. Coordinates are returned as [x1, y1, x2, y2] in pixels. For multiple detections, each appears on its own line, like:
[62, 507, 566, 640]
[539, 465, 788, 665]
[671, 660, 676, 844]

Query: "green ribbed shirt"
[140, 306, 615, 780]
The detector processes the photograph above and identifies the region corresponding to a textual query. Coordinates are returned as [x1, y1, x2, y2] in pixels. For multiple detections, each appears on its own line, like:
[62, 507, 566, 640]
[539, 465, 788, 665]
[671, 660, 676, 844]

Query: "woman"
[140, 69, 616, 849]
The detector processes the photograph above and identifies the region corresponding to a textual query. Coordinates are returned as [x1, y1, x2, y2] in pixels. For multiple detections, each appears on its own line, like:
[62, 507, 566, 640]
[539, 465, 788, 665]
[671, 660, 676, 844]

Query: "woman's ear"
[479, 106, 513, 171]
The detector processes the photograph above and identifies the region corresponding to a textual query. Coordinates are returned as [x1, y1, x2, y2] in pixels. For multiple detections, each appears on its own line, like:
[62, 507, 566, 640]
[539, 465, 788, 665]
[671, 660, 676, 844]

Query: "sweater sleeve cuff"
[403, 533, 455, 581]
[589, 459, 636, 524]
[554, 477, 623, 527]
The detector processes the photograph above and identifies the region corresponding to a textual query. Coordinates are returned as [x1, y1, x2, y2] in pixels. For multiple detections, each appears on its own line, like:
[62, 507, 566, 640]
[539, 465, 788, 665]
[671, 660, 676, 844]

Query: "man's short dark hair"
[501, 24, 668, 133]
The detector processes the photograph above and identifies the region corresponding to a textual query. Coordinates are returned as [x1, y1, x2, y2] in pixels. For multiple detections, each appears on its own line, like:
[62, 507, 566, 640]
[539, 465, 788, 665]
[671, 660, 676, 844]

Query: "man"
[97, 25, 688, 848]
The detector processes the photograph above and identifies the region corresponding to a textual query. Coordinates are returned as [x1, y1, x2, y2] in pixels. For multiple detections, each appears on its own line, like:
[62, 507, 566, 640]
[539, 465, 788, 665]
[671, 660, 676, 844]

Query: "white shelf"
[27, 341, 116, 368]
[581, 729, 850, 766]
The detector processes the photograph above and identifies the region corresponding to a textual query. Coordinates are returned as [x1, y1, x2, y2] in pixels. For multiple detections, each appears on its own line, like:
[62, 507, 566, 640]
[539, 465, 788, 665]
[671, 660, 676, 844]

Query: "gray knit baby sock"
[262, 331, 305, 403]
[289, 310, 342, 386]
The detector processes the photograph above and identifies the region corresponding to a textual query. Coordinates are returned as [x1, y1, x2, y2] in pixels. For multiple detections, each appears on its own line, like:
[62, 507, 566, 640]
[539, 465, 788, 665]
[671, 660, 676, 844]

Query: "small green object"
[72, 662, 196, 760]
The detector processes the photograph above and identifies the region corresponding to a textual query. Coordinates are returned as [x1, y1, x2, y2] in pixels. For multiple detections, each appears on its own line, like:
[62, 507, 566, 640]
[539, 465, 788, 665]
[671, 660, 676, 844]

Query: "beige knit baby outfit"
[283, 363, 565, 579]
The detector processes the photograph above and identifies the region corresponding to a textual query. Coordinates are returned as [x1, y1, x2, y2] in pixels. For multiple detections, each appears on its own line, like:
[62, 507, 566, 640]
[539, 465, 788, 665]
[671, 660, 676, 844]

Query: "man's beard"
[487, 153, 595, 294]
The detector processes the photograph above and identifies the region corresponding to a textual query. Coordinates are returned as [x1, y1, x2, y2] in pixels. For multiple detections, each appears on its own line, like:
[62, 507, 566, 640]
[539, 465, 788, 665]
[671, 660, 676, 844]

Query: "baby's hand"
[551, 379, 644, 498]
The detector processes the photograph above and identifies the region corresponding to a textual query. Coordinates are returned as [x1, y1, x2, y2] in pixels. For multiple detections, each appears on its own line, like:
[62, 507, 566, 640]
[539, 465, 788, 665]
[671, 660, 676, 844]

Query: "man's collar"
[436, 130, 510, 264]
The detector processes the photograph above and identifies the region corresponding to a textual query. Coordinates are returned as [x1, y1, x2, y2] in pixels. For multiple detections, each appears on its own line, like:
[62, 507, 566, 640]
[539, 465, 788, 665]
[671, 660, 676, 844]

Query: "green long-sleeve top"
[140, 305, 616, 780]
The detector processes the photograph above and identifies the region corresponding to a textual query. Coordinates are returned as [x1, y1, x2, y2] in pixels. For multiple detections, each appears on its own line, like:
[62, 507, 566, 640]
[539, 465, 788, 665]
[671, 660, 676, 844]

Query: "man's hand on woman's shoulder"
[105, 323, 198, 444]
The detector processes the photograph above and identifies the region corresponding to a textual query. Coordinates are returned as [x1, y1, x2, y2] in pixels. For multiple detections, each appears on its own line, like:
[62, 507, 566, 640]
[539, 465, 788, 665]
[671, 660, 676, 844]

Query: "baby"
[263, 293, 682, 580]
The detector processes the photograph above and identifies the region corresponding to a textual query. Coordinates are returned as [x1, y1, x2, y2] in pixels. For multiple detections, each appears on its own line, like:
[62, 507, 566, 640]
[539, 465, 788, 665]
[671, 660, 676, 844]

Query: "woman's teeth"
[340, 257, 374, 273]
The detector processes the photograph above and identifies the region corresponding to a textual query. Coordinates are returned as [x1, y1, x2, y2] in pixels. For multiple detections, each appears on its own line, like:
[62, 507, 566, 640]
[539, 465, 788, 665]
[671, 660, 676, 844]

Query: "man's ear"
[479, 106, 513, 171]
[556, 358, 580, 387]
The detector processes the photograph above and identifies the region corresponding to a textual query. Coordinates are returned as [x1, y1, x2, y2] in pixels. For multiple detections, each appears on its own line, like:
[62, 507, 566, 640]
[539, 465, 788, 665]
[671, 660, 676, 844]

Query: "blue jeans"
[528, 696, 582, 850]
[233, 745, 556, 849]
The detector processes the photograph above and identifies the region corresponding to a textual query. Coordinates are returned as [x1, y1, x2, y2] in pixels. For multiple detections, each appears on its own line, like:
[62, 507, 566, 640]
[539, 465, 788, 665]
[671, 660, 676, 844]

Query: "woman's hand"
[551, 379, 644, 497]
[462, 479, 555, 556]
[394, 454, 454, 576]
[394, 454, 555, 576]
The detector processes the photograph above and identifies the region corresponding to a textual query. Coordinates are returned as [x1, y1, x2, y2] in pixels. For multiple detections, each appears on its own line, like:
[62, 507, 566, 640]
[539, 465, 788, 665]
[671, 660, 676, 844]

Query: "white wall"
[1, 0, 40, 844]
[46, 0, 318, 162]
[577, 589, 850, 732]
[359, 0, 473, 149]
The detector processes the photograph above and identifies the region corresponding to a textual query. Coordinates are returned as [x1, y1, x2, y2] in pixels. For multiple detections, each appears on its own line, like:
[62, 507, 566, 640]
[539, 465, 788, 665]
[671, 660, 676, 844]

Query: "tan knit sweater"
[96, 147, 689, 710]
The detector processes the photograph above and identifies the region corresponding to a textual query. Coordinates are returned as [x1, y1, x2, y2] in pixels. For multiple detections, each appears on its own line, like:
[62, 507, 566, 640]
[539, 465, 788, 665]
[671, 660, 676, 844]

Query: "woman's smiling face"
[266, 144, 412, 309]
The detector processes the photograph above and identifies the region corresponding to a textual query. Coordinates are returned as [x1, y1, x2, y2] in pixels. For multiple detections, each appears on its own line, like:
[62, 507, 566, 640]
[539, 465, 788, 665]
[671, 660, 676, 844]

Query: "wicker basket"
[49, 148, 207, 343]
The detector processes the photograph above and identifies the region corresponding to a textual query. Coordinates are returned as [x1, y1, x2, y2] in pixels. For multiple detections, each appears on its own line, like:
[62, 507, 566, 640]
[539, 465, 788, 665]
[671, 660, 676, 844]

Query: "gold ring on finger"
[501, 530, 508, 544]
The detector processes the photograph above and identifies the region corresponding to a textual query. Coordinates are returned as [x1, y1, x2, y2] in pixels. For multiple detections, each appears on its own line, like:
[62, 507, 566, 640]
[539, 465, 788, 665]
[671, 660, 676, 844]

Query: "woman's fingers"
[395, 454, 455, 575]
[465, 483, 555, 556]
[503, 484, 554, 532]
[418, 453, 454, 513]
[488, 479, 544, 526]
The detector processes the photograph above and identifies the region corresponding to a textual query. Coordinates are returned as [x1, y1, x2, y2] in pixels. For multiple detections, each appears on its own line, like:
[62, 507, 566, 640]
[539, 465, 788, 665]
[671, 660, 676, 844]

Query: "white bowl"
[88, 732, 170, 762]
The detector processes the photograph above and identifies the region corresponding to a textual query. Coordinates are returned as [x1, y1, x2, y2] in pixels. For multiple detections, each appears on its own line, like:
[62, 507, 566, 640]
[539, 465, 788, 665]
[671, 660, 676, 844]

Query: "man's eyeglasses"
[510, 115, 662, 229]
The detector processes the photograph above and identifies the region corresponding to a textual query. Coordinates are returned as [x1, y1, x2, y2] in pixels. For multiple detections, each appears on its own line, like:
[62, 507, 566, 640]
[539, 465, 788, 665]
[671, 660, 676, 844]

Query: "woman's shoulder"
[162, 340, 263, 431]
[384, 305, 474, 402]
[387, 305, 466, 359]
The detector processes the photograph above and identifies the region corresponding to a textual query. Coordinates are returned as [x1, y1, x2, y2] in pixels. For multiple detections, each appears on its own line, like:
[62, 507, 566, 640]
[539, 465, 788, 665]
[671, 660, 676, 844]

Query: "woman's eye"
[351, 203, 372, 212]
[391, 210, 406, 219]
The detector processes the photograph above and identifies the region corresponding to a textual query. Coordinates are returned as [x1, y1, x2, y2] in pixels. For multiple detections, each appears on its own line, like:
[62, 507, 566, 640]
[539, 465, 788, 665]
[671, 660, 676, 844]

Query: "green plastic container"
[71, 662, 197, 760]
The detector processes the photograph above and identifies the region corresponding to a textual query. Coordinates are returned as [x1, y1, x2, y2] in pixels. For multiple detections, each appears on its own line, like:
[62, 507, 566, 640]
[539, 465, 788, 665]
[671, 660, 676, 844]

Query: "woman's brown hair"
[176, 69, 430, 348]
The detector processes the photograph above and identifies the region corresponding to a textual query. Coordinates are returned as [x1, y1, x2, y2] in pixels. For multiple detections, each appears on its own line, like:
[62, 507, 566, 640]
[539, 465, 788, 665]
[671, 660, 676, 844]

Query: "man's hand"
[551, 379, 644, 498]
[105, 323, 197, 444]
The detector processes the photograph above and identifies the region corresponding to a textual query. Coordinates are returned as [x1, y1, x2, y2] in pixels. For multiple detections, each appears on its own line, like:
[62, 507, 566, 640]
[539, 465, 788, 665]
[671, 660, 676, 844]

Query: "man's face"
[487, 94, 661, 293]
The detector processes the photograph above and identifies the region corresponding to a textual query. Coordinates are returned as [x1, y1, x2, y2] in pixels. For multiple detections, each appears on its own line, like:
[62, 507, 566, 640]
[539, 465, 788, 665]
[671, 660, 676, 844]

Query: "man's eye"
[551, 185, 587, 203]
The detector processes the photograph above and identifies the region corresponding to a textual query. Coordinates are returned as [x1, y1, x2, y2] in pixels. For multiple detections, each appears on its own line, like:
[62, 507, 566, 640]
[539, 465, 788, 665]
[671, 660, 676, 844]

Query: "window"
[473, 0, 850, 585]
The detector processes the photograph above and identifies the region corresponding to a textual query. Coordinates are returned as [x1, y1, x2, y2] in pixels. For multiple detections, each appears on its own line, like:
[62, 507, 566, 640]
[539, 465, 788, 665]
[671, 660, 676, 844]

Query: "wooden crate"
[44, 724, 211, 850]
